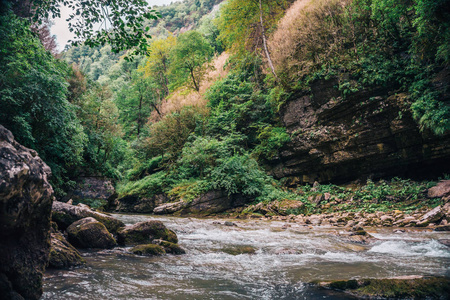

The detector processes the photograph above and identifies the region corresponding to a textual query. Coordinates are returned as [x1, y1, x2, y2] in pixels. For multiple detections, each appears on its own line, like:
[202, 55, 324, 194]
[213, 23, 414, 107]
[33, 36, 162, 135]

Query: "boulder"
[113, 193, 170, 213]
[152, 239, 186, 255]
[0, 125, 53, 299]
[156, 190, 253, 215]
[117, 220, 178, 246]
[48, 229, 85, 269]
[427, 180, 450, 198]
[130, 244, 165, 256]
[67, 217, 117, 249]
[153, 200, 187, 215]
[52, 200, 124, 234]
[416, 206, 444, 227]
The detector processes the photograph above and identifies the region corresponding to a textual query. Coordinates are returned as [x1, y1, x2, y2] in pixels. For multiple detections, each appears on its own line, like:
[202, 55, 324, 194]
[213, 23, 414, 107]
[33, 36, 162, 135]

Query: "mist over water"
[43, 214, 450, 299]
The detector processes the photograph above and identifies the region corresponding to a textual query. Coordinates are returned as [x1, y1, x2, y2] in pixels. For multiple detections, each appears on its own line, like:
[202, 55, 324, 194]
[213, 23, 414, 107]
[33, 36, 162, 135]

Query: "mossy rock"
[221, 245, 256, 255]
[48, 231, 85, 269]
[130, 244, 165, 256]
[157, 240, 186, 255]
[316, 276, 450, 299]
[67, 217, 117, 249]
[117, 220, 178, 246]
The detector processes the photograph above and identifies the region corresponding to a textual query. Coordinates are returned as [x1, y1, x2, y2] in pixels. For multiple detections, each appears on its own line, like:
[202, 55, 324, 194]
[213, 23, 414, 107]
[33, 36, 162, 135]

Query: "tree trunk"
[259, 0, 278, 80]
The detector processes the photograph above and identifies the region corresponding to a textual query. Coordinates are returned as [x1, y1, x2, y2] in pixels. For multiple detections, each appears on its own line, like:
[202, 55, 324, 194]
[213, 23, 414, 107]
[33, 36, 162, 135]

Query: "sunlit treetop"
[6, 0, 161, 58]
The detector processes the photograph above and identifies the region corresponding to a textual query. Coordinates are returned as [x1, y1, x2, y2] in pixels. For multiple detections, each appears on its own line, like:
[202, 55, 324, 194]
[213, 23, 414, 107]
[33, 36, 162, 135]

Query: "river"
[42, 214, 450, 299]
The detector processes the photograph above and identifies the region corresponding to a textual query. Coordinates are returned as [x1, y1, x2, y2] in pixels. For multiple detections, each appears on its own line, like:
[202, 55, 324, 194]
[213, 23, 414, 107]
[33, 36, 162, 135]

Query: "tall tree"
[170, 31, 214, 91]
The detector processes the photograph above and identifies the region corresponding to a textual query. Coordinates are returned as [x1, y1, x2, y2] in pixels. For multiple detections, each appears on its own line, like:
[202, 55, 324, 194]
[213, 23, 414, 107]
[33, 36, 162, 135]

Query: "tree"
[170, 31, 214, 91]
[116, 70, 158, 138]
[216, 0, 289, 76]
[142, 36, 177, 98]
[3, 0, 160, 56]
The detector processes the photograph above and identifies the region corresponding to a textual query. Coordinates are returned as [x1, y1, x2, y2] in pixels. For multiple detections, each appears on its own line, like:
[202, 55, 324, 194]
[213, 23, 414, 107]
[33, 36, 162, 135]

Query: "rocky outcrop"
[48, 228, 85, 269]
[117, 220, 178, 246]
[0, 125, 53, 299]
[66, 217, 117, 249]
[52, 200, 124, 234]
[113, 193, 170, 213]
[154, 190, 252, 215]
[270, 77, 450, 184]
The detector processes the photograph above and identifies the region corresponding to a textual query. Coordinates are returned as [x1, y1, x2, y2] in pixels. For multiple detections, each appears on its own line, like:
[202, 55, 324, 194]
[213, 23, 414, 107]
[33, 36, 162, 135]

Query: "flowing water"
[43, 214, 450, 299]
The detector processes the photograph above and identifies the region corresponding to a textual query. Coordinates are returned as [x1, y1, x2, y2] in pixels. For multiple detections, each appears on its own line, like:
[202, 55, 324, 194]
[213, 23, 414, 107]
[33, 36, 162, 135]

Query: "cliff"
[270, 70, 450, 184]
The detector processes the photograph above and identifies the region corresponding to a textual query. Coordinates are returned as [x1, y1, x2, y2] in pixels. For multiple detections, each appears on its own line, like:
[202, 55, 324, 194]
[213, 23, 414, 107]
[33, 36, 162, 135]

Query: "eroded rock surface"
[52, 200, 124, 234]
[0, 125, 53, 299]
[48, 228, 85, 269]
[270, 77, 450, 184]
[114, 193, 170, 213]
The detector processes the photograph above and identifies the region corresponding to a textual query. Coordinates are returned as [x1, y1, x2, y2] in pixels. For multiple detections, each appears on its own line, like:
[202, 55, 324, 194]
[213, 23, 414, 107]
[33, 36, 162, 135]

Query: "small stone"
[224, 221, 237, 226]
[131, 244, 165, 256]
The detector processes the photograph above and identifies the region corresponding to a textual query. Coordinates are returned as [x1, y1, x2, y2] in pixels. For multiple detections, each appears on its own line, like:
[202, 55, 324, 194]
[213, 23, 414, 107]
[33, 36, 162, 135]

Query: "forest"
[2, 0, 449, 209]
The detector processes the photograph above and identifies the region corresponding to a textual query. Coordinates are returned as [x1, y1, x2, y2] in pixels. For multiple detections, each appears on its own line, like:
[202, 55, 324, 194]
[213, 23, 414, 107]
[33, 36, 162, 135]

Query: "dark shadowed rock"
[0, 125, 53, 300]
[52, 200, 124, 234]
[117, 220, 178, 246]
[48, 228, 85, 269]
[67, 217, 117, 249]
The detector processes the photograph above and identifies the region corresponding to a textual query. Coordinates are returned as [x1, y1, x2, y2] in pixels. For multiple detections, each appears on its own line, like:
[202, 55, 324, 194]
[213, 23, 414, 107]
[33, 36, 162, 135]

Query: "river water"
[43, 214, 450, 299]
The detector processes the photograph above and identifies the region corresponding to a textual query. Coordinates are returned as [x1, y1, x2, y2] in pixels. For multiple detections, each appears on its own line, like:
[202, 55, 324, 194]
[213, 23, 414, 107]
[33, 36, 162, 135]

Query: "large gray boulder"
[52, 200, 124, 234]
[0, 125, 53, 299]
[67, 217, 117, 249]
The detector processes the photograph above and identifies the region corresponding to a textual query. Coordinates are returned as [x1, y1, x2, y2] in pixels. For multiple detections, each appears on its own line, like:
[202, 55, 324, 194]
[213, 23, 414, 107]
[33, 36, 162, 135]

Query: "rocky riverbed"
[43, 213, 450, 299]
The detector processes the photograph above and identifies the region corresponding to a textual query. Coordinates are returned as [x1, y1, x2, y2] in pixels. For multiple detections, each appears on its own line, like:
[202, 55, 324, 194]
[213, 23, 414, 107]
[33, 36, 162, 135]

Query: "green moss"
[131, 244, 166, 256]
[221, 245, 256, 255]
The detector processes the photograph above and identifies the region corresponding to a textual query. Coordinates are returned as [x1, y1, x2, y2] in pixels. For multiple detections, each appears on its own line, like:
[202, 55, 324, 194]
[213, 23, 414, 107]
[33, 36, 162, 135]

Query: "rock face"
[67, 217, 117, 249]
[270, 77, 450, 184]
[52, 200, 124, 234]
[48, 228, 85, 269]
[65, 176, 115, 204]
[0, 125, 53, 299]
[154, 190, 252, 215]
[117, 220, 178, 246]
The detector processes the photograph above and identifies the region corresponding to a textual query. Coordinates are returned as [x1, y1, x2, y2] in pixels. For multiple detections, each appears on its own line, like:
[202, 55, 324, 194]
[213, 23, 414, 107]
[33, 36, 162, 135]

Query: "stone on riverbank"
[0, 125, 53, 300]
[67, 217, 117, 249]
[52, 200, 125, 234]
[48, 228, 85, 269]
[315, 276, 450, 299]
[117, 220, 178, 246]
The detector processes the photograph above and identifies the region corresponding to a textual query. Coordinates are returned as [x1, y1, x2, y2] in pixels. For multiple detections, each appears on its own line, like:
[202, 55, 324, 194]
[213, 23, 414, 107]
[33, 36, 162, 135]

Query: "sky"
[51, 0, 181, 51]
